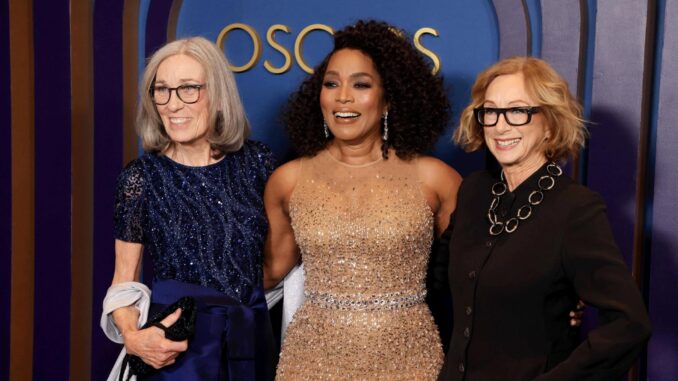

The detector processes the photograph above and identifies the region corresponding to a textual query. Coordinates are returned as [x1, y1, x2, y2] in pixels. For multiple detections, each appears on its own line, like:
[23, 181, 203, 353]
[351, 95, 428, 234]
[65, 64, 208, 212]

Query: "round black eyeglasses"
[151, 84, 205, 105]
[474, 106, 540, 127]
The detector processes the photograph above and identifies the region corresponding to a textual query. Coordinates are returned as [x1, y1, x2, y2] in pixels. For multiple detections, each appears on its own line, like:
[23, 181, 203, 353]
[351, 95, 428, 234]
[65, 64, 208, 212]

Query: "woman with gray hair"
[101, 36, 275, 380]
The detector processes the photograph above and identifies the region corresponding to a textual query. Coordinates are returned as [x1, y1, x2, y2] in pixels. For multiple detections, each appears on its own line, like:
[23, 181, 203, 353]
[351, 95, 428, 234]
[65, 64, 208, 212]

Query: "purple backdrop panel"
[91, 2, 125, 380]
[540, 0, 582, 94]
[145, 0, 175, 57]
[587, 0, 648, 266]
[492, 0, 529, 58]
[0, 0, 12, 378]
[648, 0, 678, 378]
[32, 0, 72, 379]
[141, 0, 177, 285]
[540, 0, 583, 178]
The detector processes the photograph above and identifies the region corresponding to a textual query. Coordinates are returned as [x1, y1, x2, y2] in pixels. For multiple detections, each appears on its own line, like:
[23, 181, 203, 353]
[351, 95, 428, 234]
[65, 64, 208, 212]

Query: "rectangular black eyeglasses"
[473, 106, 540, 127]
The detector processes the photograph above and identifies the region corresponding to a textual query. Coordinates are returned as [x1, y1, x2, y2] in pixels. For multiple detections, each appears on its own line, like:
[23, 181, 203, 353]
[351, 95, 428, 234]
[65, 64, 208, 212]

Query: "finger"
[576, 300, 586, 310]
[163, 339, 188, 353]
[167, 351, 180, 361]
[150, 352, 176, 368]
[158, 351, 177, 363]
[570, 318, 581, 327]
[154, 352, 177, 368]
[159, 308, 183, 328]
[149, 359, 164, 370]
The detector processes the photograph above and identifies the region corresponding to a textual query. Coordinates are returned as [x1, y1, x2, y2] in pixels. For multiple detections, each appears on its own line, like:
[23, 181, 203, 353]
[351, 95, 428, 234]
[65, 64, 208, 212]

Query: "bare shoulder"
[415, 155, 462, 190]
[265, 158, 303, 205]
[415, 156, 463, 233]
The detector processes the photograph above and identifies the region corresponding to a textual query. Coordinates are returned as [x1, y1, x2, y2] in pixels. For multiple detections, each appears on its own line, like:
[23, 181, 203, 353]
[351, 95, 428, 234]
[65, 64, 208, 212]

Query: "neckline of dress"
[159, 153, 226, 169]
[324, 149, 384, 168]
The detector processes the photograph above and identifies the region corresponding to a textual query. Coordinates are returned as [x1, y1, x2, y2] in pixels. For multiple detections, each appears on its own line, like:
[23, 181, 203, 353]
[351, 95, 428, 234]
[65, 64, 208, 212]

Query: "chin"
[168, 134, 191, 143]
[493, 154, 522, 168]
[169, 134, 203, 146]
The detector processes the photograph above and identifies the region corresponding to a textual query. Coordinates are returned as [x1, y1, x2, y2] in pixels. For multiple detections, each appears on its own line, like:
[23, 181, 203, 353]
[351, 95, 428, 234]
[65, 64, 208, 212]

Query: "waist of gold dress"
[304, 288, 427, 311]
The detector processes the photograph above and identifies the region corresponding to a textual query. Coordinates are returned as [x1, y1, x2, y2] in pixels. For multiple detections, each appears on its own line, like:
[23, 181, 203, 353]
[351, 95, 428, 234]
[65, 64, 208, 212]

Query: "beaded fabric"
[113, 140, 274, 303]
[276, 150, 443, 380]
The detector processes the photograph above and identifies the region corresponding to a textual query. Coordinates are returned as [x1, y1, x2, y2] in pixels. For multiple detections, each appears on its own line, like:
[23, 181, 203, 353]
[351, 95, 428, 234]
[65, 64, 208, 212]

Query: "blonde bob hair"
[455, 56, 586, 162]
[137, 36, 250, 155]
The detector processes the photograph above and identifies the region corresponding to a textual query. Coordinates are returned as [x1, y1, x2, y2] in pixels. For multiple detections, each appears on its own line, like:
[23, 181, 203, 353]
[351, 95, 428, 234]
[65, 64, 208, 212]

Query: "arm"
[109, 240, 144, 338]
[415, 156, 462, 236]
[417, 157, 462, 350]
[109, 163, 187, 368]
[263, 160, 302, 290]
[416, 156, 462, 292]
[536, 192, 651, 380]
[110, 240, 187, 369]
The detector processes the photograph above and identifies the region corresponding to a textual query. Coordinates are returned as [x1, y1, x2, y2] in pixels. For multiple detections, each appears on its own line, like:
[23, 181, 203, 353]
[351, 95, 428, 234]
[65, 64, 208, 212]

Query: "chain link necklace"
[487, 162, 563, 236]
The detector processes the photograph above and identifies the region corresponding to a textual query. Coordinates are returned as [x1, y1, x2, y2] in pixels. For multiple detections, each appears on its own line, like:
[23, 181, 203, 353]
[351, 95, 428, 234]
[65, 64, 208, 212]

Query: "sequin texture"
[276, 151, 443, 380]
[114, 140, 274, 303]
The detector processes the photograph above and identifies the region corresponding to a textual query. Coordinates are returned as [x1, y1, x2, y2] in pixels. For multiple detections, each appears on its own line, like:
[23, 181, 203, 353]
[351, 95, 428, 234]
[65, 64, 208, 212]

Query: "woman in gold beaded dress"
[264, 21, 462, 380]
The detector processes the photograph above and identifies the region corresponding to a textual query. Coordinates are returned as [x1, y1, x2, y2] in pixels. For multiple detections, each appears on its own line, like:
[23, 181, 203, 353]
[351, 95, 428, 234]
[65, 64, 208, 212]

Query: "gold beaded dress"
[275, 151, 443, 380]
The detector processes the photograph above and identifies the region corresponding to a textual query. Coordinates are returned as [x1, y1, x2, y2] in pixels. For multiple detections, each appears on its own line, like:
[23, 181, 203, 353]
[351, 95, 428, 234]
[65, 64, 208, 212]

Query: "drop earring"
[382, 112, 389, 141]
[323, 120, 330, 138]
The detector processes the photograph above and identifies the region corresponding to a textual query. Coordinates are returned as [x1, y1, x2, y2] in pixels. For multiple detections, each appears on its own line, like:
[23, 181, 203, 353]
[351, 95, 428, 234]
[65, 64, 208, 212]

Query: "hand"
[569, 300, 586, 327]
[122, 308, 188, 369]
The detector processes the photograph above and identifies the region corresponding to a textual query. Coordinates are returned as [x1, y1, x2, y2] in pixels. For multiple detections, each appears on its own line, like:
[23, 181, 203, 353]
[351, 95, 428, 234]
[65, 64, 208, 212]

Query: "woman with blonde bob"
[454, 56, 586, 162]
[101, 36, 275, 381]
[438, 57, 651, 380]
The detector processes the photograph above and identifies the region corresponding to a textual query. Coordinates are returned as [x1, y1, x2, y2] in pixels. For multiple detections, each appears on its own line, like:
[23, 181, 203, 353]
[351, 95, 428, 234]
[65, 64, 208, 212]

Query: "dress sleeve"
[113, 162, 146, 243]
[536, 191, 651, 381]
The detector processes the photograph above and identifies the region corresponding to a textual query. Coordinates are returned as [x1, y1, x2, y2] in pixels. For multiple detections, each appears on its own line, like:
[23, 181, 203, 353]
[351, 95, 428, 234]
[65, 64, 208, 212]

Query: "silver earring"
[382, 112, 389, 141]
[323, 120, 330, 138]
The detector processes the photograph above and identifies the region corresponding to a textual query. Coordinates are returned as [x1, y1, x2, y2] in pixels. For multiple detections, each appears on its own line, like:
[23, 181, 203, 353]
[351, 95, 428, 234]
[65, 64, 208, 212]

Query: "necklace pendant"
[505, 218, 519, 233]
[517, 205, 532, 220]
[489, 222, 504, 236]
[546, 162, 563, 176]
[528, 190, 544, 205]
[491, 182, 507, 196]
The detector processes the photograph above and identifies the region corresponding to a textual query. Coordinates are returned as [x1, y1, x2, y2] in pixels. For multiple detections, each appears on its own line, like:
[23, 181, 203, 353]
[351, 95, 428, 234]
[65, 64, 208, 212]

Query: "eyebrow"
[324, 70, 375, 80]
[482, 100, 532, 106]
[153, 78, 202, 85]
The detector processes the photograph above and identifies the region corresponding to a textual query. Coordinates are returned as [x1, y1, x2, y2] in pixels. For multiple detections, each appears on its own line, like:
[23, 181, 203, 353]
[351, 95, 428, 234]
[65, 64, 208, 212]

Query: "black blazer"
[438, 164, 651, 381]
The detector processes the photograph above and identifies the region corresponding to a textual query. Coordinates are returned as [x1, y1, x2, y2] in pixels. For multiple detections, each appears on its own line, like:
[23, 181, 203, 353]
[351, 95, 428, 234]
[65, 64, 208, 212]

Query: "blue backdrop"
[168, 0, 498, 175]
[2, 1, 675, 381]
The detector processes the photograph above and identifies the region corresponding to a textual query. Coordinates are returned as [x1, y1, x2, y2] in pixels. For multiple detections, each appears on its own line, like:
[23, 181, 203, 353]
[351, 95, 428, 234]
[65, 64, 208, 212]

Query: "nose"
[166, 90, 184, 112]
[337, 86, 353, 104]
[495, 113, 511, 132]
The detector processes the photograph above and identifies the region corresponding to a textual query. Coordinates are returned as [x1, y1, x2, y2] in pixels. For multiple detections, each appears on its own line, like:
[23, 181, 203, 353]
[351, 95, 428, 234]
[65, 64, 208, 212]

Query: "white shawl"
[101, 281, 151, 381]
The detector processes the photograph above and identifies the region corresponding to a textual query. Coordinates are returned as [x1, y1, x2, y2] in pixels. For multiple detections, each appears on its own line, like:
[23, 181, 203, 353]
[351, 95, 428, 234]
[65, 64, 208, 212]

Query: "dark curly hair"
[283, 20, 451, 159]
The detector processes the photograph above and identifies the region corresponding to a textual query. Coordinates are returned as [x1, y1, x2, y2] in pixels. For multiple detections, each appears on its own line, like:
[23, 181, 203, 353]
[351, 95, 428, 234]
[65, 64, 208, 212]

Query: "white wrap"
[101, 281, 152, 381]
[264, 264, 306, 341]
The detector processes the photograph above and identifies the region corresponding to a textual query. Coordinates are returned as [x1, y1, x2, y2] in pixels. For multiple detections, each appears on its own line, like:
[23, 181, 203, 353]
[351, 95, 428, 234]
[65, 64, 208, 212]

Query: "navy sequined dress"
[114, 140, 275, 380]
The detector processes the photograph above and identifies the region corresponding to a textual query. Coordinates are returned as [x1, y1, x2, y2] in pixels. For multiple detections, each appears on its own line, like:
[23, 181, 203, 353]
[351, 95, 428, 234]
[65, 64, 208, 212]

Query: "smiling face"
[154, 54, 210, 146]
[483, 72, 550, 171]
[319, 48, 388, 144]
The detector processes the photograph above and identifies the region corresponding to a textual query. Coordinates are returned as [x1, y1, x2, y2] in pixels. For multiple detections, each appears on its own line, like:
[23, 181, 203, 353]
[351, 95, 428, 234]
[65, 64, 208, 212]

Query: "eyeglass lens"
[476, 107, 537, 126]
[153, 85, 202, 105]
